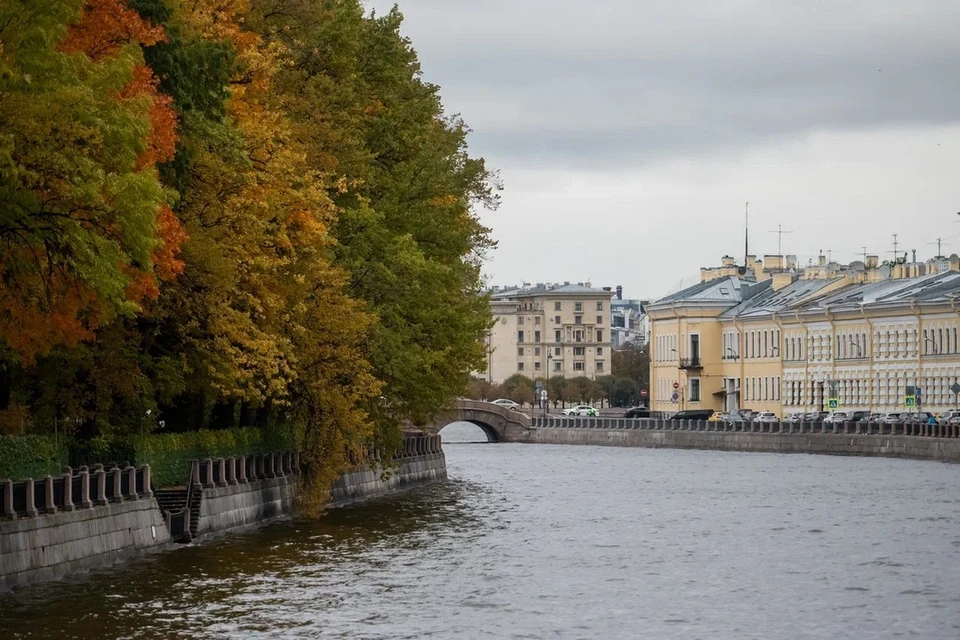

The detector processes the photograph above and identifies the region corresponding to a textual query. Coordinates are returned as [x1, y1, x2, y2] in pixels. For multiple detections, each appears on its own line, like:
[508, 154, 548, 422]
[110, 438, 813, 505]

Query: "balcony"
[679, 357, 702, 370]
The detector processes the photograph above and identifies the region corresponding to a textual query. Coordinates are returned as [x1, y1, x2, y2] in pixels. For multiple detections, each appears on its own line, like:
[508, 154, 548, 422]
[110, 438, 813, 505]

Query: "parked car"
[867, 413, 885, 423]
[803, 411, 828, 422]
[563, 405, 598, 417]
[848, 411, 870, 422]
[784, 412, 806, 423]
[490, 398, 520, 410]
[623, 406, 650, 419]
[878, 412, 903, 424]
[822, 412, 848, 424]
[753, 411, 779, 424]
[719, 412, 747, 423]
[904, 412, 936, 424]
[669, 409, 715, 421]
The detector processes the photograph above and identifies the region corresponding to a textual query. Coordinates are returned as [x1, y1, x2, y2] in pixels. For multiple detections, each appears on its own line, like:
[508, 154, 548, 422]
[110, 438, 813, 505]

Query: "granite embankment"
[519, 416, 960, 462]
[1, 435, 446, 590]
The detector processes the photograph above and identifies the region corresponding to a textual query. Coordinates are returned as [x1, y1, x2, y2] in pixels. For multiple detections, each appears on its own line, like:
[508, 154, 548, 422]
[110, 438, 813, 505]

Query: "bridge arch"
[422, 399, 533, 443]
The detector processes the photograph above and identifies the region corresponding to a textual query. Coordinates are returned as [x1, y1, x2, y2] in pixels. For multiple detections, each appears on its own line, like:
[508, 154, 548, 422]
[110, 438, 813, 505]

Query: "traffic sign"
[540, 389, 548, 400]
[905, 396, 917, 408]
[640, 389, 648, 398]
[671, 392, 679, 401]
[828, 399, 839, 410]
[673, 381, 680, 390]
[951, 382, 960, 396]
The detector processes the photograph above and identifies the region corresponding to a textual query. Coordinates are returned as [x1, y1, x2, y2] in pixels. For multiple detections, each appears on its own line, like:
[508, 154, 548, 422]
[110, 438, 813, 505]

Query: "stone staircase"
[155, 487, 200, 543]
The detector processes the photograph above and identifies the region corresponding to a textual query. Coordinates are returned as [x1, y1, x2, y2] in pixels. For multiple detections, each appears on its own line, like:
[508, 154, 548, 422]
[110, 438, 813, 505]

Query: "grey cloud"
[369, 0, 960, 166]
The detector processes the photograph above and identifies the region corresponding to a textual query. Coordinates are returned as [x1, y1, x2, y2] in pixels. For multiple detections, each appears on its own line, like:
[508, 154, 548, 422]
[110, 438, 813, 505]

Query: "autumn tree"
[249, 0, 500, 446]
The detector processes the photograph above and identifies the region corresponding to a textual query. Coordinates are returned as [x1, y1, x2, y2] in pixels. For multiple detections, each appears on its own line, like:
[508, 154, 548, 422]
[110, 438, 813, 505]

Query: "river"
[2, 422, 960, 639]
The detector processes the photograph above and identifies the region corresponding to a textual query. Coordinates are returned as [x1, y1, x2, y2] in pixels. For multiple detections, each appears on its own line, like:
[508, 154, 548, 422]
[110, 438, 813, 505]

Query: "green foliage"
[134, 426, 297, 487]
[0, 435, 69, 481]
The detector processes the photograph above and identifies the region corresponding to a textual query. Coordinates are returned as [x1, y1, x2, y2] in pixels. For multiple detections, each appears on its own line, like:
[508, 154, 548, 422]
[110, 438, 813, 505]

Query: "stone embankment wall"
[0, 465, 169, 592]
[194, 452, 299, 540]
[2, 437, 449, 591]
[330, 435, 445, 506]
[522, 416, 960, 462]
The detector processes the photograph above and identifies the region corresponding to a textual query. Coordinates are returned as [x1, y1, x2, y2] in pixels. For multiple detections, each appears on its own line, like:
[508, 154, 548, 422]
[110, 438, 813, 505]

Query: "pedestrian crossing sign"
[905, 396, 917, 408]
[828, 398, 839, 410]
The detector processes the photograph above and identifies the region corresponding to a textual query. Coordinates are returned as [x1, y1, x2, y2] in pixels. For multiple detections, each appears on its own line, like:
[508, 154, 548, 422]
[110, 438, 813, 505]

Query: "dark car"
[623, 406, 650, 418]
[848, 411, 870, 422]
[669, 409, 715, 421]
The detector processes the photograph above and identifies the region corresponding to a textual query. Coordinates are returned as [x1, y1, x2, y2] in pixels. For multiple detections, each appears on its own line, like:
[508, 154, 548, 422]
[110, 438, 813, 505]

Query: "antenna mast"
[744, 201, 749, 267]
[769, 223, 793, 256]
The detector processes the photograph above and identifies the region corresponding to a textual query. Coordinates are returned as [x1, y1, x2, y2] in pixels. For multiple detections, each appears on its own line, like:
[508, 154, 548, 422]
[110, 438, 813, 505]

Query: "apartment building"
[481, 283, 614, 383]
[648, 252, 960, 416]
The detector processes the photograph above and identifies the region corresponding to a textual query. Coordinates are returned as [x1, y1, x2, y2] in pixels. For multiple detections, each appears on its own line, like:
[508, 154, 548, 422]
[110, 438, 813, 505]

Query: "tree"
[249, 0, 500, 438]
[0, 0, 177, 364]
[464, 377, 493, 401]
[501, 374, 535, 407]
[612, 342, 650, 393]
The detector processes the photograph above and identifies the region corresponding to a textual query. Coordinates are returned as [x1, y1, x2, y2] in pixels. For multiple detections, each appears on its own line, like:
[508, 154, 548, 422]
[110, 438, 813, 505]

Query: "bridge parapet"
[421, 400, 533, 442]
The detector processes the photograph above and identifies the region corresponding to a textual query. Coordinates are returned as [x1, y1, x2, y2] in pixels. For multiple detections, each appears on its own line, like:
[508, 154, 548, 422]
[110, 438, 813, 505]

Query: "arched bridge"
[421, 399, 534, 442]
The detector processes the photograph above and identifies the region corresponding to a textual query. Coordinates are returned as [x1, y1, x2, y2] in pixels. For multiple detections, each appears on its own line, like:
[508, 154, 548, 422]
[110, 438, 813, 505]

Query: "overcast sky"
[366, 0, 960, 299]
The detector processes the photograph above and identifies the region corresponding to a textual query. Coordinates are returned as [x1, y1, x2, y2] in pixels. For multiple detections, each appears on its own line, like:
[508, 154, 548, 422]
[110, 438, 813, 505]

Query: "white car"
[822, 412, 848, 423]
[490, 398, 520, 410]
[752, 411, 778, 423]
[563, 405, 599, 417]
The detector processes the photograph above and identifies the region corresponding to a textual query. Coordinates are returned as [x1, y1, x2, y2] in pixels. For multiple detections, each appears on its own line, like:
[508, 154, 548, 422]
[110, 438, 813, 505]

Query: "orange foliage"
[0, 261, 103, 364]
[120, 65, 179, 169]
[152, 204, 188, 281]
[60, 0, 166, 61]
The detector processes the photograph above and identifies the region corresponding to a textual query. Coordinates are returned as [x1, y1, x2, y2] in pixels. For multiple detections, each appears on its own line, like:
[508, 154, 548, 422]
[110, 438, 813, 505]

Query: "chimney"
[616, 285, 623, 300]
[772, 272, 794, 291]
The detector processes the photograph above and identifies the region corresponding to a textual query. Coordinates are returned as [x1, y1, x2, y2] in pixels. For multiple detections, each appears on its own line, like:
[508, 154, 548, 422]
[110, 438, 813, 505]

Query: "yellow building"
[481, 283, 613, 384]
[649, 253, 960, 417]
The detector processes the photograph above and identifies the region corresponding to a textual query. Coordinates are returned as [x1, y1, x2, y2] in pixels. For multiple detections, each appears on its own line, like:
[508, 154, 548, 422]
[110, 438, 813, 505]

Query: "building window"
[518, 316, 524, 325]
[554, 315, 561, 324]
[574, 302, 583, 311]
[555, 347, 561, 356]
[574, 330, 584, 342]
[574, 347, 585, 356]
[690, 378, 701, 402]
[518, 347, 524, 356]
[596, 316, 603, 325]
[535, 347, 541, 356]
[596, 361, 604, 372]
[554, 361, 561, 371]
[596, 330, 603, 342]
[535, 316, 541, 325]
[534, 362, 541, 371]
[518, 362, 524, 371]
[555, 330, 561, 342]
[596, 347, 603, 355]
[574, 362, 584, 371]
[554, 302, 561, 311]
[574, 315, 582, 325]
[518, 331, 524, 343]
[535, 330, 541, 342]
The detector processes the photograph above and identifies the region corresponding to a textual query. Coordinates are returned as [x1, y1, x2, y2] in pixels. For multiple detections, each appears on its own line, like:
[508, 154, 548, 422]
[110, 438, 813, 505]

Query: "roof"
[651, 276, 749, 307]
[490, 283, 612, 299]
[721, 277, 843, 319]
[797, 270, 960, 312]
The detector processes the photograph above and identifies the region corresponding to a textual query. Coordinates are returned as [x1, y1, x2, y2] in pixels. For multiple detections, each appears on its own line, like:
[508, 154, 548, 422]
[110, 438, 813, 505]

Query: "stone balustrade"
[393, 434, 442, 460]
[529, 416, 960, 438]
[1, 464, 152, 521]
[192, 451, 300, 489]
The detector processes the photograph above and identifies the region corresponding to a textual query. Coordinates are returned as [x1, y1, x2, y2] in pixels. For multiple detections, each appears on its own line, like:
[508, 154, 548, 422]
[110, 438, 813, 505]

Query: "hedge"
[133, 426, 297, 488]
[0, 435, 69, 481]
[0, 427, 297, 487]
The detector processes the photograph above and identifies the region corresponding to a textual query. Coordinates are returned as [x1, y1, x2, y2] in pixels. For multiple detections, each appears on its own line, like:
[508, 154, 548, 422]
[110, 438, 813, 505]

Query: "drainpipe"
[772, 310, 784, 416]
[910, 297, 921, 413]
[860, 303, 873, 411]
[795, 310, 810, 411]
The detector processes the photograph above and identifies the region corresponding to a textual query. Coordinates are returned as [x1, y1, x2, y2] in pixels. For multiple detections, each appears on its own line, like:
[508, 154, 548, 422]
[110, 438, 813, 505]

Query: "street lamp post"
[546, 353, 552, 416]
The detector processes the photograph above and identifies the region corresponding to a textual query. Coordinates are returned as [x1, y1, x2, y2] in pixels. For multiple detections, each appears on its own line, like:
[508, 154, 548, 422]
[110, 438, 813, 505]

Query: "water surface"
[2, 422, 959, 639]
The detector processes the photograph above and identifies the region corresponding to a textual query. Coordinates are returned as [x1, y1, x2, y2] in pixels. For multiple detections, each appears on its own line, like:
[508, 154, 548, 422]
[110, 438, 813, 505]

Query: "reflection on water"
[2, 423, 960, 639]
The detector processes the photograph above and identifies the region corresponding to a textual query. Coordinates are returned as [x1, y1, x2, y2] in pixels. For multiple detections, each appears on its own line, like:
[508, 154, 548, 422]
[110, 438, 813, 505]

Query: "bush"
[133, 426, 298, 488]
[0, 435, 69, 481]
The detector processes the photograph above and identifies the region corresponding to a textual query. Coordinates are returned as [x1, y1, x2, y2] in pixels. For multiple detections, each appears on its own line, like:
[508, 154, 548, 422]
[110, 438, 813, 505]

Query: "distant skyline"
[366, 0, 960, 299]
